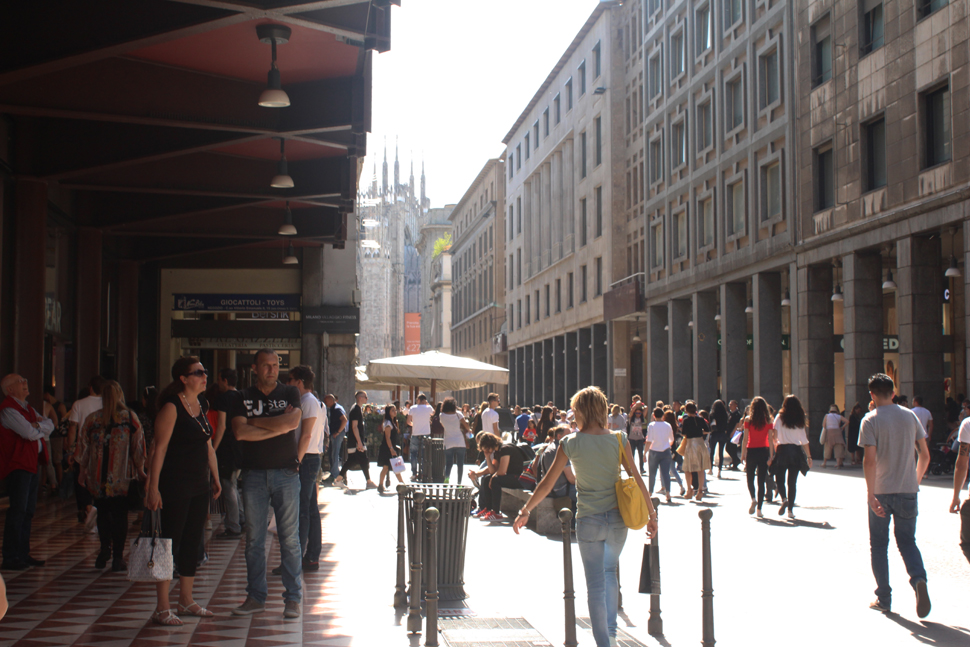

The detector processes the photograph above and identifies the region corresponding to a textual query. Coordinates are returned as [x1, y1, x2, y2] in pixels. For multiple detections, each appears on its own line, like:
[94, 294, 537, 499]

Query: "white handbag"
[390, 456, 406, 473]
[128, 510, 173, 582]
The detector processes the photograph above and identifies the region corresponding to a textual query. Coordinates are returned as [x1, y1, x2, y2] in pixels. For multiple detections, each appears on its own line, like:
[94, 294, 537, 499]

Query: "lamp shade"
[278, 205, 297, 235]
[259, 87, 291, 108]
[781, 290, 791, 307]
[283, 243, 298, 265]
[946, 256, 962, 278]
[831, 285, 844, 301]
[744, 300, 753, 314]
[882, 270, 897, 290]
[271, 157, 294, 188]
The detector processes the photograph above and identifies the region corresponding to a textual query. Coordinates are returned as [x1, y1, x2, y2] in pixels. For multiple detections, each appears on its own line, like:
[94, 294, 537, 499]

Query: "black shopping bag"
[638, 544, 653, 594]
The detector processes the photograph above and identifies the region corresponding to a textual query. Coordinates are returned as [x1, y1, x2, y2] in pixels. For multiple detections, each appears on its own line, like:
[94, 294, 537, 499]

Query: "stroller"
[928, 442, 957, 476]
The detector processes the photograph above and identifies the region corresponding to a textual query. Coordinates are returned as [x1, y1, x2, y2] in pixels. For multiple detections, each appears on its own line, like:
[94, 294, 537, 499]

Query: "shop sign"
[405, 313, 421, 354]
[44, 294, 62, 334]
[184, 337, 302, 350]
[832, 335, 899, 352]
[173, 294, 302, 312]
[614, 368, 628, 377]
[303, 306, 360, 334]
[237, 312, 291, 320]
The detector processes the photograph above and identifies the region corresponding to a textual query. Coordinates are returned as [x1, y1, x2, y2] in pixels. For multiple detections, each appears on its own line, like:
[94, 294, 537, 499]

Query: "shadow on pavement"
[885, 613, 970, 645]
[756, 517, 835, 529]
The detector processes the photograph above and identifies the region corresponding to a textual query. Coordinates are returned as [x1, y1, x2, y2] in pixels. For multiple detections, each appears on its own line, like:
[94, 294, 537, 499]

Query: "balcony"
[603, 273, 644, 321]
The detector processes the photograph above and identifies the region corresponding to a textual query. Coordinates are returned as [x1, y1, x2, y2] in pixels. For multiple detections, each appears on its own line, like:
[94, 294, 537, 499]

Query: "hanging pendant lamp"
[257, 25, 292, 108]
[271, 138, 294, 188]
[278, 201, 297, 236]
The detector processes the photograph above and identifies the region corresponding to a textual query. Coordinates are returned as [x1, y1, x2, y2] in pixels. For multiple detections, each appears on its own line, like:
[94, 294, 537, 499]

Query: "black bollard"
[424, 507, 440, 647]
[648, 497, 663, 636]
[407, 491, 426, 634]
[699, 508, 715, 647]
[560, 508, 577, 647]
[394, 485, 408, 608]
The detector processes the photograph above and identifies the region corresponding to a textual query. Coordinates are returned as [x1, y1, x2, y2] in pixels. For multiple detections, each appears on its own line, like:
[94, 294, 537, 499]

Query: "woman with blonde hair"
[513, 387, 657, 647]
[77, 380, 147, 571]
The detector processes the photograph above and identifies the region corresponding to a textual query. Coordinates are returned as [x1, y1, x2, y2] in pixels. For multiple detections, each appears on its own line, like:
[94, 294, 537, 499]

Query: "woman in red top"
[741, 397, 773, 518]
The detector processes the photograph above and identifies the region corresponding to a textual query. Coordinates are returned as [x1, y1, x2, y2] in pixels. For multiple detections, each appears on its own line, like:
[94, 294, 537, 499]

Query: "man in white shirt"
[482, 393, 501, 438]
[407, 394, 434, 475]
[0, 374, 55, 570]
[66, 375, 105, 527]
[286, 365, 327, 573]
[910, 396, 933, 439]
[644, 407, 675, 503]
[950, 415, 970, 564]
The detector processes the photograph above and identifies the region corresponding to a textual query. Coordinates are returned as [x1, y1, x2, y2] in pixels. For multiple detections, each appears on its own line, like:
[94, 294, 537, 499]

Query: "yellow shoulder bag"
[614, 432, 651, 530]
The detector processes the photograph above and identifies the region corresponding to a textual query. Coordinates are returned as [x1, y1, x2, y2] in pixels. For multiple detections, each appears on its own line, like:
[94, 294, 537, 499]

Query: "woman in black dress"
[846, 402, 864, 465]
[377, 404, 405, 494]
[145, 356, 222, 626]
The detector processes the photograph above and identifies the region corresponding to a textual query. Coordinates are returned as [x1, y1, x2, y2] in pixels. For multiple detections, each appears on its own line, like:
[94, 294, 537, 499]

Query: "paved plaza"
[0, 464, 967, 647]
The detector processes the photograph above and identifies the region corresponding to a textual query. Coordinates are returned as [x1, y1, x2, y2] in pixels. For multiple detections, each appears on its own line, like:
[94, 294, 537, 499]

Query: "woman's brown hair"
[748, 396, 772, 428]
[157, 355, 201, 409]
[570, 386, 608, 430]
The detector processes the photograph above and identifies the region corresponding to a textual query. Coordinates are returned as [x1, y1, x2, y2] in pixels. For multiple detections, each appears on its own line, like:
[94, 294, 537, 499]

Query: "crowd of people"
[0, 356, 968, 638]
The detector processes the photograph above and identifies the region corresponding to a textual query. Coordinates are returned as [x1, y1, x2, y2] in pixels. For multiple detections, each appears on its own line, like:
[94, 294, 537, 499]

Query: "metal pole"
[424, 507, 440, 647]
[394, 484, 408, 608]
[648, 497, 663, 636]
[699, 508, 715, 647]
[560, 508, 577, 647]
[407, 491, 426, 634]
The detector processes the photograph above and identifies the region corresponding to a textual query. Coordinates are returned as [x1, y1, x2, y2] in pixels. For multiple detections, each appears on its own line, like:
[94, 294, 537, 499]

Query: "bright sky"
[367, 0, 601, 207]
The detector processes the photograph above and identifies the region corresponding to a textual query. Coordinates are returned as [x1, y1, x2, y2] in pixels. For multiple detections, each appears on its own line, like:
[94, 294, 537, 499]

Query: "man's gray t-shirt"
[859, 405, 923, 494]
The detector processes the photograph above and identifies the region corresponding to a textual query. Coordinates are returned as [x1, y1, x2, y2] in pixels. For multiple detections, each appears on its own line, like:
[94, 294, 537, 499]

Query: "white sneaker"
[84, 507, 98, 532]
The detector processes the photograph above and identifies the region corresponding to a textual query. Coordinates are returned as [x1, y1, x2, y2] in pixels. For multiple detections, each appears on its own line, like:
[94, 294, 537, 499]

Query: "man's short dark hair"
[220, 368, 238, 388]
[868, 373, 895, 398]
[253, 348, 277, 366]
[533, 405, 542, 413]
[684, 401, 697, 414]
[89, 375, 105, 396]
[653, 407, 664, 419]
[487, 393, 500, 403]
[289, 364, 315, 390]
[417, 393, 428, 403]
[913, 395, 923, 406]
[43, 385, 56, 398]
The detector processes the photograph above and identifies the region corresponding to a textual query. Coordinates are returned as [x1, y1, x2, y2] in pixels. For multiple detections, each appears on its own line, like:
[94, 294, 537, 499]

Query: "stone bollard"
[559, 508, 577, 647]
[407, 491, 426, 634]
[424, 507, 440, 647]
[394, 485, 408, 608]
[699, 508, 715, 647]
[648, 497, 663, 636]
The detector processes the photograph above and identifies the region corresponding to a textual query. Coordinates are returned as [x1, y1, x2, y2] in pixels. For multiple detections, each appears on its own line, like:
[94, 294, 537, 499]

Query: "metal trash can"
[404, 483, 474, 601]
[417, 437, 446, 483]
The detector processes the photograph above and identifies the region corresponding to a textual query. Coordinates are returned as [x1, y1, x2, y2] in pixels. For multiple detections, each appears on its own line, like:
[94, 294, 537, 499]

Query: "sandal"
[151, 608, 184, 626]
[177, 602, 214, 617]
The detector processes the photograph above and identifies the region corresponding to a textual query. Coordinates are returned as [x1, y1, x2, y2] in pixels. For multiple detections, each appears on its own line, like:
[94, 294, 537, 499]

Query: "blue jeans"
[576, 509, 628, 647]
[445, 447, 465, 483]
[329, 431, 345, 478]
[2, 469, 39, 563]
[242, 468, 303, 603]
[647, 450, 672, 494]
[299, 454, 322, 563]
[869, 492, 927, 606]
[411, 435, 428, 474]
[630, 439, 645, 473]
[220, 471, 242, 533]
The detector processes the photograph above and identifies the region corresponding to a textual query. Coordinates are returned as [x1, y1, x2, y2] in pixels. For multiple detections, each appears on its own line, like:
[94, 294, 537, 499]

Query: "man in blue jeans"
[860, 373, 931, 617]
[230, 349, 303, 619]
[321, 394, 346, 487]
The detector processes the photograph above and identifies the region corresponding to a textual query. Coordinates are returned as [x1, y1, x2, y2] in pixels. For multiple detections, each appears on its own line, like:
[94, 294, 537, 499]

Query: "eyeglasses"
[184, 369, 208, 378]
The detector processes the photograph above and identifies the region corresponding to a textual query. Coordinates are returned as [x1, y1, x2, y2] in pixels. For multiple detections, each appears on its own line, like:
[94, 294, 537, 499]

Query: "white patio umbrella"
[366, 350, 508, 401]
[354, 366, 404, 393]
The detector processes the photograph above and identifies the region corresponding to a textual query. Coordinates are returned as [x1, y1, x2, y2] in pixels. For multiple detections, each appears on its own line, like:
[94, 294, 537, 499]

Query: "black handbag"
[638, 544, 654, 594]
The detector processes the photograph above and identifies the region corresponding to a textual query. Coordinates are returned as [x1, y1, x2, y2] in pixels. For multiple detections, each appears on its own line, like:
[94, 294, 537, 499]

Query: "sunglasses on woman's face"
[185, 369, 208, 378]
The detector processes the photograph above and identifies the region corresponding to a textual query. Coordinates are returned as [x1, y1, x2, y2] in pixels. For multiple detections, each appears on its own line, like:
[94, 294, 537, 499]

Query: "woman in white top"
[608, 404, 626, 431]
[440, 398, 471, 484]
[769, 395, 812, 519]
[821, 404, 849, 469]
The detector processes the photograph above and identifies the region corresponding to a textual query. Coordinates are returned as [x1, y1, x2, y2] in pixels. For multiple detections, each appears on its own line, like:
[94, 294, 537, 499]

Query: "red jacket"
[0, 396, 47, 480]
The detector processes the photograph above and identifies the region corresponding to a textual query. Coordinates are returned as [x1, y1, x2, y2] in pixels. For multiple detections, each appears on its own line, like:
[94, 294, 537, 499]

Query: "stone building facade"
[417, 204, 456, 352]
[450, 158, 508, 404]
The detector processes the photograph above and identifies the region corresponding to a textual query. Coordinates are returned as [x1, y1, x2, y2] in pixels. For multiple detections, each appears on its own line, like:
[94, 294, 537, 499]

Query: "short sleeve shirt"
[494, 443, 525, 476]
[481, 408, 500, 435]
[346, 404, 364, 452]
[409, 404, 434, 437]
[561, 431, 626, 518]
[68, 395, 103, 427]
[214, 390, 242, 468]
[958, 417, 970, 445]
[859, 405, 924, 494]
[300, 392, 326, 454]
[645, 420, 673, 451]
[910, 406, 931, 438]
[230, 383, 301, 470]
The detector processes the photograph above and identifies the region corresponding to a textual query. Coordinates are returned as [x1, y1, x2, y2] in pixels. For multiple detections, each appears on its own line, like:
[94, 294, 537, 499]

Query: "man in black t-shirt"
[212, 369, 243, 538]
[726, 400, 743, 470]
[335, 391, 376, 489]
[229, 350, 303, 619]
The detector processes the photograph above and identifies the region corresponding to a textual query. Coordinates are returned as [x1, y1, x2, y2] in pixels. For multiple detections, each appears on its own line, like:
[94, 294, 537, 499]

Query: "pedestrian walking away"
[377, 404, 406, 493]
[769, 395, 811, 520]
[821, 404, 849, 468]
[229, 349, 303, 619]
[145, 357, 222, 626]
[644, 408, 674, 503]
[513, 386, 657, 647]
[406, 394, 434, 475]
[741, 397, 773, 518]
[440, 397, 471, 483]
[627, 407, 646, 474]
[335, 391, 377, 490]
[679, 401, 711, 501]
[861, 373, 931, 617]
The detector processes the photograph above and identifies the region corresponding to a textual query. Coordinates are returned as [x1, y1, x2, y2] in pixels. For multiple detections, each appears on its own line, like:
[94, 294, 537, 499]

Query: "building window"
[525, 295, 530, 325]
[509, 304, 514, 332]
[516, 145, 522, 170]
[534, 290, 540, 321]
[509, 253, 514, 288]
[811, 15, 832, 88]
[727, 180, 745, 235]
[671, 31, 684, 78]
[579, 60, 586, 95]
[524, 133, 530, 159]
[567, 272, 574, 308]
[595, 186, 603, 237]
[595, 257, 603, 296]
[696, 3, 712, 55]
[649, 137, 663, 183]
[508, 153, 514, 179]
[566, 78, 573, 111]
[814, 145, 834, 211]
[516, 249, 522, 285]
[593, 41, 602, 79]
[556, 278, 562, 313]
[673, 211, 687, 259]
[580, 197, 588, 246]
[594, 116, 602, 166]
[726, 76, 743, 130]
[762, 161, 782, 222]
[672, 120, 686, 169]
[543, 109, 550, 137]
[580, 131, 588, 178]
[533, 121, 540, 150]
[508, 207, 514, 241]
[698, 99, 713, 151]
[651, 222, 664, 268]
[724, 0, 742, 29]
[919, 0, 947, 19]
[700, 196, 714, 247]
[861, 2, 884, 55]
[516, 196, 522, 233]
[922, 84, 951, 168]
[554, 94, 561, 124]
[863, 117, 887, 190]
[759, 48, 780, 108]
[580, 265, 588, 302]
[648, 53, 661, 97]
[545, 284, 550, 317]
